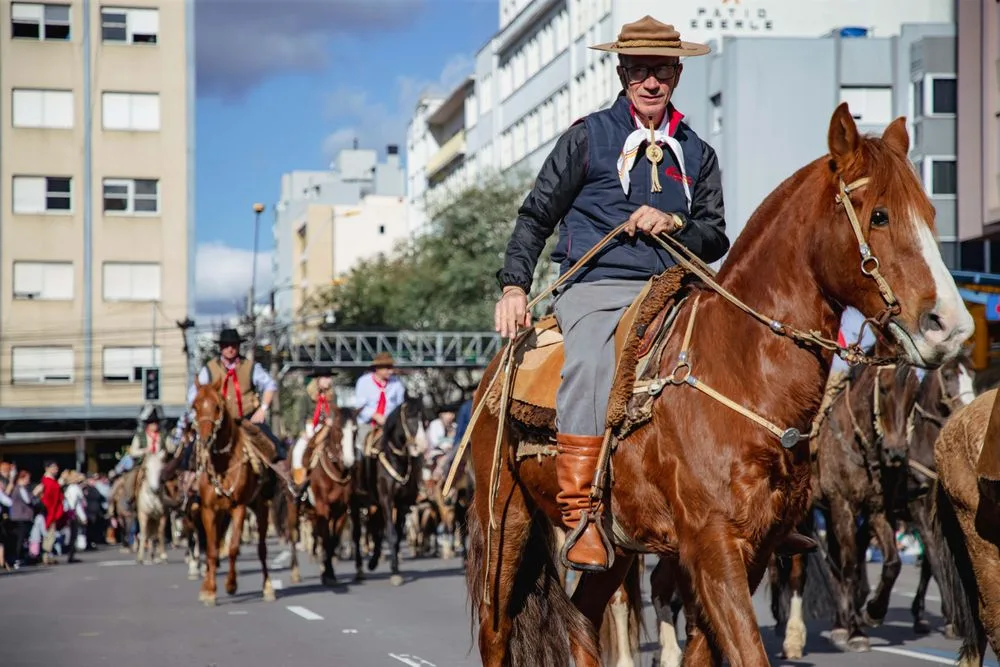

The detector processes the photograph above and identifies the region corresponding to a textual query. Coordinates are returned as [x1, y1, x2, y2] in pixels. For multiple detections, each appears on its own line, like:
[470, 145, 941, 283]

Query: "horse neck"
[211, 407, 243, 464]
[911, 374, 945, 465]
[691, 178, 840, 431]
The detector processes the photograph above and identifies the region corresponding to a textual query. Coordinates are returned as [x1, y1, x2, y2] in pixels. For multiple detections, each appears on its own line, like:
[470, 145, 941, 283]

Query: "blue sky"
[194, 0, 497, 316]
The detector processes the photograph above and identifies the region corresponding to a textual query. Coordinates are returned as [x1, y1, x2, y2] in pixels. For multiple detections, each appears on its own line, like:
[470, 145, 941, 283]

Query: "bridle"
[378, 403, 420, 486]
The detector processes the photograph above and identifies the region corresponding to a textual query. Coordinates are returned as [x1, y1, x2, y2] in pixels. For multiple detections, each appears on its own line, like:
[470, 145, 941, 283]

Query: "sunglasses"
[623, 64, 680, 83]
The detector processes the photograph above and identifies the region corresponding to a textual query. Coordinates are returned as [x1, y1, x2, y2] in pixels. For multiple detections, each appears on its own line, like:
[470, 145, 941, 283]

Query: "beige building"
[273, 147, 407, 327]
[289, 195, 408, 318]
[956, 0, 1000, 251]
[0, 0, 193, 464]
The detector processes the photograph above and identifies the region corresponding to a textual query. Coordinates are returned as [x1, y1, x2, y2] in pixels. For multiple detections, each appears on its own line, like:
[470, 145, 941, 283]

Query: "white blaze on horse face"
[957, 364, 976, 406]
[411, 421, 428, 457]
[145, 451, 164, 492]
[909, 214, 975, 359]
[341, 422, 356, 468]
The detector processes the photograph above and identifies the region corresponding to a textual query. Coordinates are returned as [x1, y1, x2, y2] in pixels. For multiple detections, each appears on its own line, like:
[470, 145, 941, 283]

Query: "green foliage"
[303, 170, 557, 330]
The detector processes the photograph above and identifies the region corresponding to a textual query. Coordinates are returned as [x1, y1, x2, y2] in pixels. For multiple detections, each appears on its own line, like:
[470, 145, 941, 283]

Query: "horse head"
[933, 349, 977, 409]
[384, 397, 427, 459]
[143, 448, 166, 493]
[875, 365, 922, 469]
[336, 406, 357, 468]
[191, 374, 231, 452]
[815, 103, 973, 368]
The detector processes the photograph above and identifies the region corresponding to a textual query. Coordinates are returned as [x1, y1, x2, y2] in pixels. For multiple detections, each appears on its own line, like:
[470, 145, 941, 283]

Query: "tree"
[302, 170, 557, 331]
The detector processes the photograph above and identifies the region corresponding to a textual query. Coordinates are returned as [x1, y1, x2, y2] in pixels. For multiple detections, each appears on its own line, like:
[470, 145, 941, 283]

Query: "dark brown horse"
[306, 406, 357, 585]
[191, 375, 278, 606]
[906, 355, 974, 636]
[808, 362, 922, 652]
[464, 103, 973, 666]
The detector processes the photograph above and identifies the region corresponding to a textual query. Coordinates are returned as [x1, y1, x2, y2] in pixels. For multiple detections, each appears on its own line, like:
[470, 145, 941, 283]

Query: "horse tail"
[929, 480, 984, 663]
[799, 511, 840, 623]
[466, 506, 594, 667]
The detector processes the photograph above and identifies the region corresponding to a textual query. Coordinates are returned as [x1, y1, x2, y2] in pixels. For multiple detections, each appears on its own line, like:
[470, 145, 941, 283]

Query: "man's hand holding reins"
[495, 286, 531, 339]
[624, 205, 684, 238]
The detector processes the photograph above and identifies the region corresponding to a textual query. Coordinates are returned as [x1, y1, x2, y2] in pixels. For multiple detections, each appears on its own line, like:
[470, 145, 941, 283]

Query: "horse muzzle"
[888, 305, 974, 369]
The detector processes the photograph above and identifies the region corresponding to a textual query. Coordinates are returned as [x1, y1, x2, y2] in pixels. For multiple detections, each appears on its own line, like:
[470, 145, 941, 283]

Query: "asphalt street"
[1, 539, 997, 667]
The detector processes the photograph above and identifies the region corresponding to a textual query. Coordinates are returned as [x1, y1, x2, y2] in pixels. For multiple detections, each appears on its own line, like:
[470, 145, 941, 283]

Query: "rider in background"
[290, 368, 336, 489]
[178, 328, 285, 462]
[353, 352, 405, 459]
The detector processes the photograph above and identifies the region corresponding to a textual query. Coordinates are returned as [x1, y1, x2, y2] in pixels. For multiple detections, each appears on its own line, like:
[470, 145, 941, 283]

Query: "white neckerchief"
[616, 107, 692, 210]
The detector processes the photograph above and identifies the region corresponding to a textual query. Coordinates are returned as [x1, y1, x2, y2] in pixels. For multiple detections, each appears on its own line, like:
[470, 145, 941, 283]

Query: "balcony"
[426, 130, 466, 181]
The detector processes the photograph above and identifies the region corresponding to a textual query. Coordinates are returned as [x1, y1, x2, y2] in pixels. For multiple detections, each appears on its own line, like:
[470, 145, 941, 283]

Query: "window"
[922, 157, 957, 196]
[102, 92, 160, 131]
[12, 89, 73, 128]
[839, 87, 893, 125]
[101, 6, 158, 44]
[12, 346, 73, 384]
[11, 2, 70, 40]
[102, 346, 160, 382]
[12, 176, 71, 213]
[102, 178, 159, 214]
[12, 261, 73, 300]
[926, 75, 957, 115]
[102, 262, 161, 301]
[555, 87, 570, 129]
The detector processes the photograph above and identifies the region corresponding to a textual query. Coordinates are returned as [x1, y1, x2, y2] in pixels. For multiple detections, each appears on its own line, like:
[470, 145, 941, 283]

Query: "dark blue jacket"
[498, 92, 730, 292]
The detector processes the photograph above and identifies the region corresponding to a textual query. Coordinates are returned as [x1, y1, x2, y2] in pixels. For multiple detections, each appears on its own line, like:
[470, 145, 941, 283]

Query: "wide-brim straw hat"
[590, 15, 711, 58]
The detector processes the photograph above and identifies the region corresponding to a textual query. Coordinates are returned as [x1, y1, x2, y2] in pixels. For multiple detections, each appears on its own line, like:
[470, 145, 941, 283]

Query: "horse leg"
[571, 553, 636, 667]
[676, 514, 771, 666]
[156, 514, 169, 562]
[288, 497, 301, 585]
[351, 499, 365, 581]
[135, 511, 147, 564]
[199, 505, 220, 605]
[254, 502, 275, 601]
[782, 554, 808, 659]
[384, 497, 406, 586]
[225, 504, 246, 596]
[650, 556, 683, 667]
[863, 510, 902, 627]
[367, 503, 385, 572]
[827, 499, 867, 651]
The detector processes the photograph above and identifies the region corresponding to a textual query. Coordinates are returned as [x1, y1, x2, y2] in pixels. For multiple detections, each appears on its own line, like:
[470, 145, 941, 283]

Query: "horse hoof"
[263, 588, 277, 602]
[846, 636, 871, 653]
[862, 606, 884, 628]
[188, 572, 199, 581]
[199, 591, 216, 606]
[322, 573, 337, 586]
[781, 648, 804, 660]
[226, 581, 238, 596]
[829, 628, 849, 649]
[944, 624, 959, 640]
[389, 574, 404, 587]
[913, 619, 931, 635]
[290, 570, 301, 585]
[367, 558, 379, 572]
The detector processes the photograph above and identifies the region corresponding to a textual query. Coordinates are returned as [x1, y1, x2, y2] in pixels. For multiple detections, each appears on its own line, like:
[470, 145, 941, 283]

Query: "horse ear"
[881, 116, 909, 156]
[828, 102, 860, 168]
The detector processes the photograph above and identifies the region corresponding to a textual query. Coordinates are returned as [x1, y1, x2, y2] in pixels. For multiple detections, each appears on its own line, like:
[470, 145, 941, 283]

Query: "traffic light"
[143, 367, 161, 402]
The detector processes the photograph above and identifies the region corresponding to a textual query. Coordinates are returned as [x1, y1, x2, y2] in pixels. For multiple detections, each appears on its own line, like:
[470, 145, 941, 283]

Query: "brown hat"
[372, 352, 395, 368]
[590, 15, 710, 58]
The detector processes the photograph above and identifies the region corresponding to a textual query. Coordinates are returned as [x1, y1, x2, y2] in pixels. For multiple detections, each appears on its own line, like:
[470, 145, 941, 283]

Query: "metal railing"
[273, 329, 502, 374]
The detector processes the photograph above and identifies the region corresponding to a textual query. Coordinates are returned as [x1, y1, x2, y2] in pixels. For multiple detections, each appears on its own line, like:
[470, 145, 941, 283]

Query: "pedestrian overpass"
[272, 329, 503, 377]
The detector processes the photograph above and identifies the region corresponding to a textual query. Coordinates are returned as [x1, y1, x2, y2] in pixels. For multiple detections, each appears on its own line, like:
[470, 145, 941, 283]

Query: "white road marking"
[271, 579, 284, 590]
[342, 629, 358, 634]
[228, 611, 248, 616]
[388, 654, 436, 667]
[872, 646, 956, 664]
[286, 605, 323, 621]
[96, 560, 136, 567]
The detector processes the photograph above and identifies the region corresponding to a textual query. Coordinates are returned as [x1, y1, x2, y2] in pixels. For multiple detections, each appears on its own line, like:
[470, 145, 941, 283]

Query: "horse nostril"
[920, 310, 945, 333]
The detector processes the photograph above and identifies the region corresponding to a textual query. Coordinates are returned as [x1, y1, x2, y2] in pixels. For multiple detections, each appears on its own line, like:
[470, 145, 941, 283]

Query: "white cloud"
[321, 53, 475, 159]
[197, 0, 425, 101]
[195, 242, 273, 317]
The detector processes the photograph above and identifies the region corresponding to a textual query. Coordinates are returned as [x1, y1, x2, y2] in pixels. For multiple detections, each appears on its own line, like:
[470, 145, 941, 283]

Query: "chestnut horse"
[191, 375, 278, 606]
[465, 103, 973, 666]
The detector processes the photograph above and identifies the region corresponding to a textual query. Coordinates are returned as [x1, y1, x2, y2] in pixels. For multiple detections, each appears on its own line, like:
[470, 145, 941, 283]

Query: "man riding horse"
[179, 328, 286, 462]
[493, 15, 816, 571]
[354, 352, 406, 459]
[110, 403, 164, 511]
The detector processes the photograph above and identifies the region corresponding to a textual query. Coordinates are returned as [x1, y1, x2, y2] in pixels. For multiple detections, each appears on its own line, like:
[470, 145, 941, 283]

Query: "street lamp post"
[250, 202, 265, 321]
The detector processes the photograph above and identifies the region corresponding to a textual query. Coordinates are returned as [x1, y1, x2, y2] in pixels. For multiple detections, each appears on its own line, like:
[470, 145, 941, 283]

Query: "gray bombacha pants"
[553, 278, 649, 437]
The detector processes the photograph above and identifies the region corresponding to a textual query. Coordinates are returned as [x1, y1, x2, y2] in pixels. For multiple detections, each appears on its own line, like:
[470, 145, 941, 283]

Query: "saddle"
[484, 266, 697, 437]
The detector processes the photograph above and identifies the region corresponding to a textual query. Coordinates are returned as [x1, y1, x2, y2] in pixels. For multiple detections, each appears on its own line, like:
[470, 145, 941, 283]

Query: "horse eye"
[870, 208, 889, 228]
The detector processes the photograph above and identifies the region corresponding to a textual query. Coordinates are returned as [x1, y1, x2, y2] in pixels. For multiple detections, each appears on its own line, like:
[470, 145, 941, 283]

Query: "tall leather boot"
[555, 433, 612, 572]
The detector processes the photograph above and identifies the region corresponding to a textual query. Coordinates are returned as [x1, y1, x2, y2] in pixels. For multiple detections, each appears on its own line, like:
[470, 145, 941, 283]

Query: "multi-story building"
[406, 77, 476, 236]
[955, 0, 1000, 269]
[460, 0, 953, 190]
[0, 0, 194, 470]
[272, 146, 407, 326]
